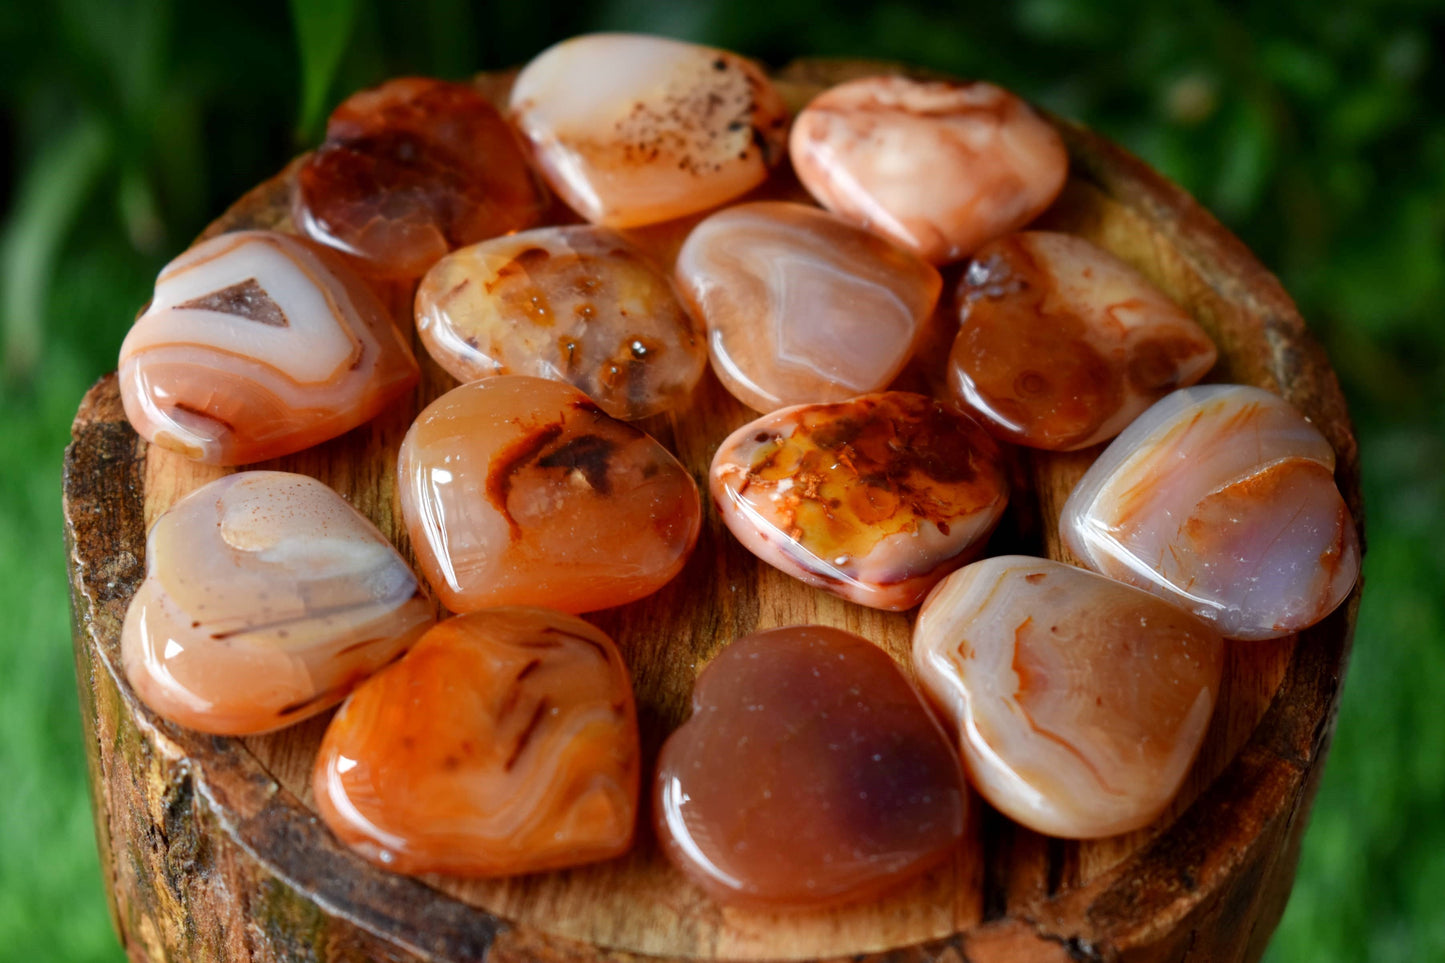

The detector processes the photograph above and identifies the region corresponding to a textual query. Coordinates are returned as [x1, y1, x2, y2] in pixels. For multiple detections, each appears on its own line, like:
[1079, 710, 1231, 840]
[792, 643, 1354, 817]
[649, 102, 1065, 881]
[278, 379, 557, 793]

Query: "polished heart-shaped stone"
[314, 608, 639, 876]
[510, 33, 788, 227]
[913, 556, 1224, 839]
[948, 231, 1217, 450]
[122, 472, 434, 735]
[655, 625, 967, 908]
[294, 77, 545, 279]
[397, 375, 701, 614]
[791, 76, 1068, 264]
[118, 230, 419, 465]
[675, 201, 942, 413]
[1060, 384, 1360, 640]
[711, 392, 1008, 610]
[415, 226, 705, 420]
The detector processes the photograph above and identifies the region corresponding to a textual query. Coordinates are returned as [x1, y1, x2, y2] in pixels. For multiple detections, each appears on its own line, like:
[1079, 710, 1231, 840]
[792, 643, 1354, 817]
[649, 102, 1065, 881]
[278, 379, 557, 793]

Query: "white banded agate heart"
[913, 556, 1224, 839]
[415, 226, 705, 420]
[510, 34, 789, 227]
[122, 472, 434, 735]
[675, 201, 942, 412]
[790, 76, 1068, 264]
[949, 231, 1217, 450]
[1061, 384, 1360, 640]
[711, 393, 1008, 610]
[119, 230, 419, 465]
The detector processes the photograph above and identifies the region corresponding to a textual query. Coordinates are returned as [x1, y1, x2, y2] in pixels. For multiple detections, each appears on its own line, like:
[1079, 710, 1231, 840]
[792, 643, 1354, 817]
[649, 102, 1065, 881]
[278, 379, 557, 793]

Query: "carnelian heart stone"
[293, 77, 545, 279]
[415, 225, 706, 420]
[118, 230, 419, 465]
[655, 625, 967, 908]
[711, 393, 1009, 610]
[122, 471, 434, 735]
[314, 608, 640, 876]
[947, 231, 1217, 450]
[913, 556, 1224, 838]
[510, 34, 789, 228]
[791, 76, 1068, 264]
[397, 375, 701, 614]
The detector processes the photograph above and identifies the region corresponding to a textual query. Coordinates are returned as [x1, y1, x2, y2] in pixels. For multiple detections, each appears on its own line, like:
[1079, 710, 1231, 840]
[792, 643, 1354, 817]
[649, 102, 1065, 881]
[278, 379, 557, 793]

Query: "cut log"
[64, 60, 1362, 963]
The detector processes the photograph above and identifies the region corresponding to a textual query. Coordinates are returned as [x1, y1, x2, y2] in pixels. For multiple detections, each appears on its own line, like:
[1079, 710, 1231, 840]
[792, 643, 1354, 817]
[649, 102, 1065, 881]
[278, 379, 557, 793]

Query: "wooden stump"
[64, 61, 1363, 963]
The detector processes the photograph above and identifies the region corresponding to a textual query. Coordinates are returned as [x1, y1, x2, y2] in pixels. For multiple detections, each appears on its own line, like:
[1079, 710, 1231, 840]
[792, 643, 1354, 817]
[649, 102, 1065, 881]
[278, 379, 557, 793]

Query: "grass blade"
[1, 113, 111, 384]
[289, 0, 359, 141]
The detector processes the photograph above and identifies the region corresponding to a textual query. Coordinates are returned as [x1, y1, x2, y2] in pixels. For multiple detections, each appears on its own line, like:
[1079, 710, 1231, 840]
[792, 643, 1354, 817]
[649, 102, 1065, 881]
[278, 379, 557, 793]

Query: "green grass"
[2, 1, 1442, 959]
[0, 231, 162, 960]
[1, 359, 123, 962]
[1271, 410, 1445, 960]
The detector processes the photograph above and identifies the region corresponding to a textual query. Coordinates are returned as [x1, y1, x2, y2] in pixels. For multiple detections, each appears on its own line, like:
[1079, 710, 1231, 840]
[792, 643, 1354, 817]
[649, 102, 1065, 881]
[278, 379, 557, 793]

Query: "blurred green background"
[2, 0, 1442, 959]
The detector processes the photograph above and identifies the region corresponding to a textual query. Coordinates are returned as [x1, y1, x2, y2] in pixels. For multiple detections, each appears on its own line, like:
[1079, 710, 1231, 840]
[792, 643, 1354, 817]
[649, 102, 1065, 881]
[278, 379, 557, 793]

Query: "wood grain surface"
[64, 61, 1363, 963]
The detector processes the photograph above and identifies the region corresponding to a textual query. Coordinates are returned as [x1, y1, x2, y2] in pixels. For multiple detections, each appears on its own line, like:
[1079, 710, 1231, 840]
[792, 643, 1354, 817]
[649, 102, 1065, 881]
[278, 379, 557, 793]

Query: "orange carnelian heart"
[711, 392, 1008, 610]
[947, 231, 1216, 451]
[655, 625, 967, 908]
[294, 77, 544, 279]
[397, 375, 701, 614]
[314, 608, 640, 876]
[415, 226, 705, 421]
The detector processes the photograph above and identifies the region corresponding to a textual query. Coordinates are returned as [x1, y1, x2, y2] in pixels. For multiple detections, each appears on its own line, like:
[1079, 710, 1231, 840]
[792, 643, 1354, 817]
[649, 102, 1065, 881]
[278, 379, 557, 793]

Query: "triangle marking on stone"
[178, 278, 290, 327]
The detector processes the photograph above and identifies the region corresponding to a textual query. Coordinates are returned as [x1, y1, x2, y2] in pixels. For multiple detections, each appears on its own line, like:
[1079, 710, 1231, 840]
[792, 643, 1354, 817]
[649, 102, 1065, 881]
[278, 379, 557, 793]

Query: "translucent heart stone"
[791, 76, 1068, 263]
[414, 226, 705, 419]
[121, 472, 434, 735]
[913, 556, 1224, 838]
[294, 77, 544, 278]
[675, 201, 942, 412]
[1061, 384, 1360, 639]
[314, 608, 639, 876]
[948, 231, 1217, 450]
[118, 230, 419, 465]
[712, 392, 1008, 610]
[510, 34, 788, 227]
[397, 375, 701, 614]
[655, 625, 967, 908]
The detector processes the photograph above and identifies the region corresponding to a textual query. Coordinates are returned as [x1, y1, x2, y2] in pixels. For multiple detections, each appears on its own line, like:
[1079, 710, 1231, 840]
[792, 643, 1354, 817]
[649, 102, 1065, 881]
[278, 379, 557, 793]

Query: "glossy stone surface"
[121, 472, 434, 735]
[314, 608, 639, 876]
[675, 202, 942, 412]
[948, 231, 1217, 450]
[119, 230, 419, 465]
[791, 76, 1068, 264]
[1061, 384, 1360, 640]
[913, 557, 1223, 838]
[655, 625, 966, 908]
[294, 77, 544, 279]
[510, 34, 788, 227]
[397, 376, 701, 614]
[415, 226, 705, 419]
[712, 392, 1008, 610]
